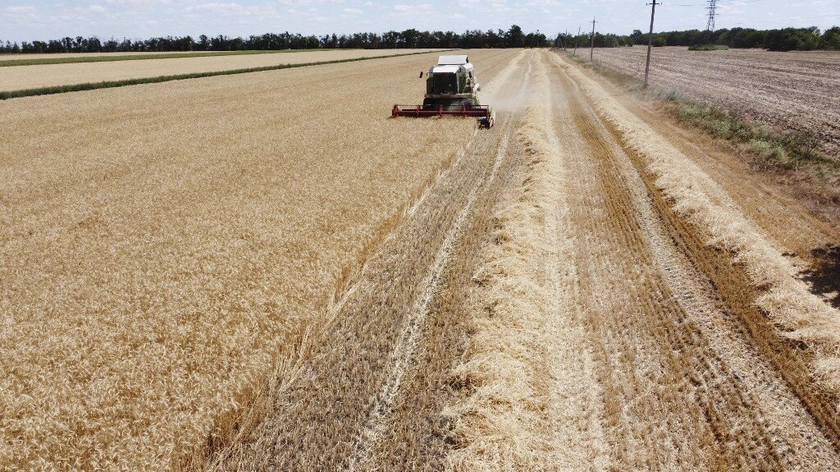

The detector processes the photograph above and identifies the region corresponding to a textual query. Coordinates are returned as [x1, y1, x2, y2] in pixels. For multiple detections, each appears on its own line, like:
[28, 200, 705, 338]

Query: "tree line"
[4, 24, 837, 55]
[0, 25, 548, 54]
[555, 26, 840, 52]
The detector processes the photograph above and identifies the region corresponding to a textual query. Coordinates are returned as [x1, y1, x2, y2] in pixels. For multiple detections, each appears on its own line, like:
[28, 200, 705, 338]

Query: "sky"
[1, 0, 839, 44]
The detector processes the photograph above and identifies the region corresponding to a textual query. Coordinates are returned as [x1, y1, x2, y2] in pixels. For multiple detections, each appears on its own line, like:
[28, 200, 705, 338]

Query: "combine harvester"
[393, 55, 495, 129]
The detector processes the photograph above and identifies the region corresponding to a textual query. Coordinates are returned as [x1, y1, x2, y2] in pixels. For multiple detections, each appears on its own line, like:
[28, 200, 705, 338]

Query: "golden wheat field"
[4, 47, 840, 471]
[0, 49, 518, 470]
[0, 49, 438, 92]
[0, 51, 226, 61]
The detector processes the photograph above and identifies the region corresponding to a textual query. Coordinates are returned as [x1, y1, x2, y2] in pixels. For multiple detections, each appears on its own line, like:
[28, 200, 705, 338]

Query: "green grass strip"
[687, 44, 730, 51]
[0, 50, 439, 100]
[663, 95, 835, 170]
[0, 49, 314, 67]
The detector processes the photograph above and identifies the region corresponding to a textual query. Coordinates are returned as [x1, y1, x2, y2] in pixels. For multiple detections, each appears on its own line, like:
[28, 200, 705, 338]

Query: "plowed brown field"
[591, 46, 840, 158]
[3, 48, 840, 471]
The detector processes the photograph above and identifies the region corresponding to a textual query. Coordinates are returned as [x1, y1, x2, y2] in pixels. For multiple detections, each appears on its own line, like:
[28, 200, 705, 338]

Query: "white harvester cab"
[424, 55, 481, 107]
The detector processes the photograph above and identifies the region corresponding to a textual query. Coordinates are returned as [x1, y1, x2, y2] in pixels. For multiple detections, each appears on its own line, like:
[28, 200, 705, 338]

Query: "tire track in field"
[572, 52, 840, 456]
[356, 51, 537, 471]
[557, 67, 765, 469]
[562, 55, 777, 469]
[536, 55, 612, 470]
[541, 51, 729, 469]
[447, 48, 840, 470]
[347, 130, 511, 471]
[548, 51, 840, 469]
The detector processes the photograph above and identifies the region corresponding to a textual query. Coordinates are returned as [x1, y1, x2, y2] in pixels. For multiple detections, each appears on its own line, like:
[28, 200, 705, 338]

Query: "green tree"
[764, 27, 820, 51]
[524, 31, 548, 47]
[506, 24, 524, 47]
[820, 26, 840, 50]
[652, 35, 666, 47]
[400, 29, 420, 48]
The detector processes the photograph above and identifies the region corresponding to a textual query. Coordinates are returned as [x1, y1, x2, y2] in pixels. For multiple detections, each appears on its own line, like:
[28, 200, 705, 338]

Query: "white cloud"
[5, 5, 37, 13]
[187, 2, 245, 14]
[277, 0, 346, 5]
[104, 0, 172, 5]
[393, 4, 434, 14]
[525, 0, 562, 10]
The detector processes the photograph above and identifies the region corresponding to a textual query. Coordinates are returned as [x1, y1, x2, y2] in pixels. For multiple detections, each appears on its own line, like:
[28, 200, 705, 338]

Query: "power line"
[706, 0, 719, 33]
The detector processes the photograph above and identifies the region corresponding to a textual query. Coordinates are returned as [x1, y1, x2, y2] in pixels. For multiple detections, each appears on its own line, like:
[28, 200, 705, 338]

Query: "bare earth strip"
[0, 49, 440, 92]
[591, 46, 840, 158]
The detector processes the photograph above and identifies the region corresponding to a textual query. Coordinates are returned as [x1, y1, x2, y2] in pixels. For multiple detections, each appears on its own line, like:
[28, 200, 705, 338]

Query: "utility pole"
[589, 16, 597, 61]
[564, 29, 568, 50]
[644, 0, 658, 88]
[573, 26, 581, 56]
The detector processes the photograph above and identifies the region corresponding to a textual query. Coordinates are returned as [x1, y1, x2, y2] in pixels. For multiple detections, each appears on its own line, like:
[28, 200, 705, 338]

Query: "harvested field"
[4, 46, 840, 471]
[442, 50, 840, 471]
[0, 49, 439, 92]
[591, 46, 840, 158]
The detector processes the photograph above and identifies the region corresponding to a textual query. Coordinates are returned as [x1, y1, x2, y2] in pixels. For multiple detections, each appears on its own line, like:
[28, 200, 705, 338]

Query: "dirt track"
[207, 49, 840, 470]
